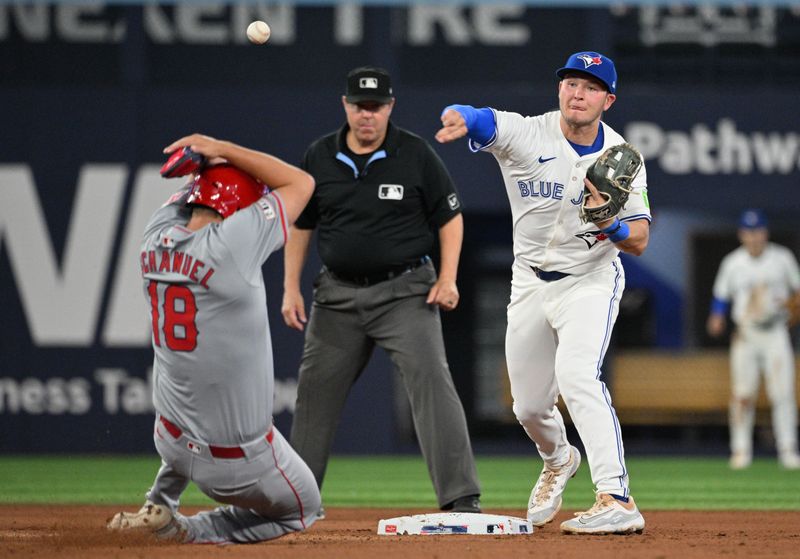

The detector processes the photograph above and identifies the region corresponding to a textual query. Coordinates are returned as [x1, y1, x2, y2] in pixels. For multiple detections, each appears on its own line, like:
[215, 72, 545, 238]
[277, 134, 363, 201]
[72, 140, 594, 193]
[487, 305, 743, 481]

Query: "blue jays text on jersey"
[517, 179, 565, 200]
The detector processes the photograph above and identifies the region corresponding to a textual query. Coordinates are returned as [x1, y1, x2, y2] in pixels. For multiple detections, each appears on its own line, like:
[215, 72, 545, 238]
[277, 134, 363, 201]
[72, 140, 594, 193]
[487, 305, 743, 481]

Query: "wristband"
[710, 297, 730, 315]
[600, 218, 621, 235]
[601, 219, 630, 243]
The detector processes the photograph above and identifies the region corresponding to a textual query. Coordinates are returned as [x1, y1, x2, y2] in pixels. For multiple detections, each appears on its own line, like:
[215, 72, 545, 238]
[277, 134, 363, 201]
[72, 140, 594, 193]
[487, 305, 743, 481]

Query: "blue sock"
[609, 493, 629, 503]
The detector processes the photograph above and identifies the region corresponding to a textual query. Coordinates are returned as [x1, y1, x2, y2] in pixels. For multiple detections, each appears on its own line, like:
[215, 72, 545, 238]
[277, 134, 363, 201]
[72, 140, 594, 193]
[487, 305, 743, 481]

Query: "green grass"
[1, 455, 798, 510]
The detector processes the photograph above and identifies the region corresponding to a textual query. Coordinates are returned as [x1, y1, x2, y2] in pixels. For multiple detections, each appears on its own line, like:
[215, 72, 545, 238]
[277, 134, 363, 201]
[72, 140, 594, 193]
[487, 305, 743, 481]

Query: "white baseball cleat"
[560, 493, 645, 535]
[729, 452, 752, 470]
[779, 452, 800, 470]
[526, 445, 581, 526]
[107, 501, 187, 541]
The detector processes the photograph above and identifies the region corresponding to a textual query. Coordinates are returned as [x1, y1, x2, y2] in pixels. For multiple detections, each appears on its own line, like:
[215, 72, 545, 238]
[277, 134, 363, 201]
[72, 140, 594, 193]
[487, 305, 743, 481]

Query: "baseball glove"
[160, 147, 206, 178]
[580, 143, 643, 224]
[786, 292, 800, 328]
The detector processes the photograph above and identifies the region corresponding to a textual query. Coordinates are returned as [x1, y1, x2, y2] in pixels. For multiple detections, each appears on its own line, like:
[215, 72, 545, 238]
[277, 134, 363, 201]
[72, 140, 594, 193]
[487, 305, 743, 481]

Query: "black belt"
[531, 266, 570, 282]
[328, 256, 430, 287]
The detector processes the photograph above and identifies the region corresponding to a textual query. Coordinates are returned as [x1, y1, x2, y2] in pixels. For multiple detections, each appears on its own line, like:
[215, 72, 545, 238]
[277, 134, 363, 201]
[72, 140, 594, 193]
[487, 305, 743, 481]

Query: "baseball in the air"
[246, 20, 270, 44]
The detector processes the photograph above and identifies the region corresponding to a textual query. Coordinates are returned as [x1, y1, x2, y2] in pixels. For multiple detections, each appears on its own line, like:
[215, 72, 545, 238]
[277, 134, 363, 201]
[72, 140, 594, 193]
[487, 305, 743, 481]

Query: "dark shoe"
[447, 494, 481, 513]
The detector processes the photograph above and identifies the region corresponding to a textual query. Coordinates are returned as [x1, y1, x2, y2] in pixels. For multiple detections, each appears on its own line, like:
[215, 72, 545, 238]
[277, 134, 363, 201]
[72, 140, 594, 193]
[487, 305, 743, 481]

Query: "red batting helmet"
[186, 164, 266, 219]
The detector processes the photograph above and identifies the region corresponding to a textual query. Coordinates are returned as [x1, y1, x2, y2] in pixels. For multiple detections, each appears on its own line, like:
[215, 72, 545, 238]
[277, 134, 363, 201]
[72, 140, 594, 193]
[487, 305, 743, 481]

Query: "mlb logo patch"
[359, 77, 379, 89]
[378, 184, 404, 200]
[447, 193, 460, 210]
[257, 199, 276, 220]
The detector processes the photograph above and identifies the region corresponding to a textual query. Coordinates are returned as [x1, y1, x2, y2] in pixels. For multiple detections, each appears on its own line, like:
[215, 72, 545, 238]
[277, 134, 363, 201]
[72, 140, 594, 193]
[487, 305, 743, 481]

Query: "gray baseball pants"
[147, 419, 321, 543]
[289, 261, 481, 507]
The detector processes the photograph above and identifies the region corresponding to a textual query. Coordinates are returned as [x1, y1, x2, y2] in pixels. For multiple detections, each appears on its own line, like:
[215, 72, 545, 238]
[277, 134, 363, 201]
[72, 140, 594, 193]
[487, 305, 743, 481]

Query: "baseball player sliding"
[436, 51, 650, 534]
[707, 209, 800, 470]
[107, 134, 320, 543]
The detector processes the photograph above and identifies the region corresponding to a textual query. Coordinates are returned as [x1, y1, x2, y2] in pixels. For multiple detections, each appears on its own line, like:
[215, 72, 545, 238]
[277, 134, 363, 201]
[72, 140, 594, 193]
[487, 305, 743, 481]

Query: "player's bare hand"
[435, 109, 468, 144]
[706, 314, 726, 338]
[583, 178, 615, 229]
[281, 291, 307, 331]
[427, 279, 460, 311]
[163, 133, 229, 161]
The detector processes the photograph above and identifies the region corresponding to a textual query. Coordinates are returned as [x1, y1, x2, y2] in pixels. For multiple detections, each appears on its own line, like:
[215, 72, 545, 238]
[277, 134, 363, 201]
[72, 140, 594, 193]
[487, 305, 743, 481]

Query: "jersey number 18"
[147, 280, 198, 351]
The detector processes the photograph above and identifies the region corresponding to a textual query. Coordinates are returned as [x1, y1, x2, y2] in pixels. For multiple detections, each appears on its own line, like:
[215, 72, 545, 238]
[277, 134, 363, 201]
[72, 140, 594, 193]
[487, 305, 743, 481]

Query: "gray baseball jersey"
[140, 184, 287, 445]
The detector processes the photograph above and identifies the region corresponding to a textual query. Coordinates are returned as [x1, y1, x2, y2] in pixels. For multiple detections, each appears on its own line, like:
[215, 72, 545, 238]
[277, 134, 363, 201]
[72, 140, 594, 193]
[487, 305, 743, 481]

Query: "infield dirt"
[1, 505, 798, 558]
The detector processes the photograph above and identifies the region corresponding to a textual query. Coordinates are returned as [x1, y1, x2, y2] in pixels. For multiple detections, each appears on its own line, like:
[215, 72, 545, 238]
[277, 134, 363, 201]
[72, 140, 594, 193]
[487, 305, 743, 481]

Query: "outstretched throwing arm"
[436, 109, 469, 143]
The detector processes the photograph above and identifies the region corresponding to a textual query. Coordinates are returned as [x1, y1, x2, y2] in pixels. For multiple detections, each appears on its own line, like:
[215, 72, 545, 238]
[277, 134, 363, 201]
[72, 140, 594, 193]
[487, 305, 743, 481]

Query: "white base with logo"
[377, 512, 533, 535]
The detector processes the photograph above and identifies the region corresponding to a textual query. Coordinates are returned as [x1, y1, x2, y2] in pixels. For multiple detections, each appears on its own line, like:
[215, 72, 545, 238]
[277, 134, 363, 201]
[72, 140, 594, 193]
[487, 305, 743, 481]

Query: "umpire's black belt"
[327, 256, 431, 287]
[531, 266, 570, 282]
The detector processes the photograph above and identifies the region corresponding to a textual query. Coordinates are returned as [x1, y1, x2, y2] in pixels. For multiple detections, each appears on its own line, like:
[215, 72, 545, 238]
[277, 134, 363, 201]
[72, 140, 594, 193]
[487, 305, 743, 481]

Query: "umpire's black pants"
[289, 260, 481, 508]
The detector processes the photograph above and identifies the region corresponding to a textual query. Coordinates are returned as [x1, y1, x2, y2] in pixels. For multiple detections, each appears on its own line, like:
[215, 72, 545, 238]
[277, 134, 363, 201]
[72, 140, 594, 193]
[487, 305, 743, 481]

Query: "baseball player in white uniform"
[707, 209, 800, 470]
[436, 51, 650, 534]
[108, 134, 321, 543]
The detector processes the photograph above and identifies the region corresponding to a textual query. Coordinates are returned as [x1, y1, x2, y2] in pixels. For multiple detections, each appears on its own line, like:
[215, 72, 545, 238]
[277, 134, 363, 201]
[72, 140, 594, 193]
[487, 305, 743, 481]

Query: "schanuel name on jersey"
[140, 249, 216, 290]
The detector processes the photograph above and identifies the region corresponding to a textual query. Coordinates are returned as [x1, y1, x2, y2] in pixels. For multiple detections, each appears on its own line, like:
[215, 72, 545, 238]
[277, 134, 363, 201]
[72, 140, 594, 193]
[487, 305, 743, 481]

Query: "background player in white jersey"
[107, 134, 320, 543]
[707, 209, 800, 470]
[436, 51, 650, 534]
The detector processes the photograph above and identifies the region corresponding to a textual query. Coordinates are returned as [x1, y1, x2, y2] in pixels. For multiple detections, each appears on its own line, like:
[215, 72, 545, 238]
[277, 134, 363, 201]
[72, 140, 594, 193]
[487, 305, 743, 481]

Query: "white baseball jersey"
[472, 110, 651, 273]
[470, 108, 650, 497]
[712, 243, 800, 462]
[712, 243, 800, 328]
[140, 184, 288, 445]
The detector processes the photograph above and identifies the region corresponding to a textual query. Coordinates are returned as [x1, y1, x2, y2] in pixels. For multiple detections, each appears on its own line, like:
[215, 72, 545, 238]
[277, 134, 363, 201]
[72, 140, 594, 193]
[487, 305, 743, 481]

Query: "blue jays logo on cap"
[739, 209, 767, 229]
[577, 53, 603, 69]
[556, 51, 617, 94]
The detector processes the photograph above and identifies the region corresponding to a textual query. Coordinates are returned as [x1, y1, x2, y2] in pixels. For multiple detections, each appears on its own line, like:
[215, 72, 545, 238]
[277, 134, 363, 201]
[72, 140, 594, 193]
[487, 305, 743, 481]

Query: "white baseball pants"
[729, 325, 798, 458]
[506, 258, 629, 497]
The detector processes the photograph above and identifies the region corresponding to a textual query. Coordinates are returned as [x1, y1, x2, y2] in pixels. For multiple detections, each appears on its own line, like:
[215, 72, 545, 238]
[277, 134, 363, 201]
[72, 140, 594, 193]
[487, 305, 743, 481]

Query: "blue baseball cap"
[739, 209, 768, 229]
[556, 51, 617, 94]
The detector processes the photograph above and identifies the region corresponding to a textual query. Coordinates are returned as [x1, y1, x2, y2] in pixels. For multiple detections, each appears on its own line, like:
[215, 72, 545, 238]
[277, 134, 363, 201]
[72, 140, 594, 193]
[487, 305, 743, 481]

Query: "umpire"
[281, 66, 481, 513]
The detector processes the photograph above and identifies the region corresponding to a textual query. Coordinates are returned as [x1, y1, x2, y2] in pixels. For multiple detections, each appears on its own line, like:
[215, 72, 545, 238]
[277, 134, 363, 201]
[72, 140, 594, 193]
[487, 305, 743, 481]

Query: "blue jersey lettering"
[517, 180, 565, 200]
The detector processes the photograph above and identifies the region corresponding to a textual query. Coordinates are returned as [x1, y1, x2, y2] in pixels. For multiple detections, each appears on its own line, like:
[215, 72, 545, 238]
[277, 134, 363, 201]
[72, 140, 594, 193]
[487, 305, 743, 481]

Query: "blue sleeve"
[710, 297, 730, 315]
[443, 104, 496, 146]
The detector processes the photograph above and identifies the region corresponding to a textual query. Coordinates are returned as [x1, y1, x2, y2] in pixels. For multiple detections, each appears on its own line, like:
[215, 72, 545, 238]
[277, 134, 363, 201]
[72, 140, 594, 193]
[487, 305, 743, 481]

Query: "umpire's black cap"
[345, 66, 393, 104]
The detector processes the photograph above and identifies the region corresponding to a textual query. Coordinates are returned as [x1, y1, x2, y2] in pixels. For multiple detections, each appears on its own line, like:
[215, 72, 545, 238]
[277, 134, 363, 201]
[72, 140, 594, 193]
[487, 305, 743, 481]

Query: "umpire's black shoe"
[445, 494, 481, 513]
